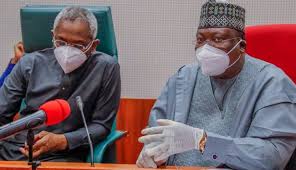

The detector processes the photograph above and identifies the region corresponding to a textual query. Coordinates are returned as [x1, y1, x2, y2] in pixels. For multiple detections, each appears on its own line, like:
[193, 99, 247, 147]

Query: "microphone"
[0, 99, 71, 140]
[75, 96, 94, 167]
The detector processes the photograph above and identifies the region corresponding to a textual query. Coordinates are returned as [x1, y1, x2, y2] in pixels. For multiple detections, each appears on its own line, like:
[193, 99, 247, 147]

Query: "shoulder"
[245, 54, 290, 79]
[176, 63, 199, 74]
[247, 55, 296, 104]
[88, 52, 120, 77]
[91, 51, 118, 65]
[262, 64, 296, 101]
[169, 63, 199, 81]
[249, 55, 294, 87]
[163, 63, 199, 88]
[88, 51, 119, 71]
[19, 48, 54, 65]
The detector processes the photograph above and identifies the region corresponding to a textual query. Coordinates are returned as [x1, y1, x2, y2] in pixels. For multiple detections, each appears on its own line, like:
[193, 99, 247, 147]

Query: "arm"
[149, 83, 169, 127]
[137, 76, 175, 168]
[0, 42, 25, 87]
[149, 76, 176, 127]
[0, 62, 15, 87]
[139, 102, 296, 170]
[0, 57, 27, 125]
[139, 68, 296, 169]
[204, 102, 296, 170]
[204, 68, 296, 170]
[64, 62, 121, 150]
[20, 61, 121, 158]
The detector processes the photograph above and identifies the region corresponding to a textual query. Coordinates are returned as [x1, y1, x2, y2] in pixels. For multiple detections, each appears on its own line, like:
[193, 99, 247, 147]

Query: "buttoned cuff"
[203, 132, 233, 163]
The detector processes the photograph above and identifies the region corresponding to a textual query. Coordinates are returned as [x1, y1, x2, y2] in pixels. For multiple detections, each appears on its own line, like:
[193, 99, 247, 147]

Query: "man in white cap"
[137, 0, 296, 169]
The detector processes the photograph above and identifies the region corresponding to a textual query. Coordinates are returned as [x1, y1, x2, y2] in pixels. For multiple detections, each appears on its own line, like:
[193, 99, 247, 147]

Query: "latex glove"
[139, 119, 204, 162]
[136, 142, 168, 168]
[19, 131, 68, 158]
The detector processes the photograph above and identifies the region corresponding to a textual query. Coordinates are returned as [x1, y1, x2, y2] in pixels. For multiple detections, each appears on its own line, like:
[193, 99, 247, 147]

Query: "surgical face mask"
[54, 44, 92, 74]
[196, 39, 243, 76]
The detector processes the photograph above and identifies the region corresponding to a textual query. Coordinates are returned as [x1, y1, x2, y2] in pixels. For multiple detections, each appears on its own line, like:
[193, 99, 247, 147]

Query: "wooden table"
[0, 161, 217, 170]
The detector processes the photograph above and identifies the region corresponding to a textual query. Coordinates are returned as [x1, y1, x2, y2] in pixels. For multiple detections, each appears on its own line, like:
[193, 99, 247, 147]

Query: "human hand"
[19, 131, 68, 158]
[139, 119, 204, 162]
[11, 42, 25, 64]
[136, 142, 168, 168]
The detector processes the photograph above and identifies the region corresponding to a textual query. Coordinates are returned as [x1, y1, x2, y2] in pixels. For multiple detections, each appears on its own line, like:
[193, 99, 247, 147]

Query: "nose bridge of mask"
[200, 44, 227, 56]
[59, 46, 71, 63]
[58, 46, 87, 63]
[65, 46, 79, 59]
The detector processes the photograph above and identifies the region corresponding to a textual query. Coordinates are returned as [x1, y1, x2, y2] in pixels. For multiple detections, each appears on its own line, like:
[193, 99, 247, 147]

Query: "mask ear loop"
[226, 39, 246, 69]
[227, 53, 242, 69]
[83, 40, 94, 54]
[226, 39, 244, 55]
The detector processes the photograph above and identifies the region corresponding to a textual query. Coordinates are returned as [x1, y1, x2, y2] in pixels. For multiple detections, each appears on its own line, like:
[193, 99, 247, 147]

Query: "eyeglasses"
[52, 39, 93, 52]
[193, 37, 241, 47]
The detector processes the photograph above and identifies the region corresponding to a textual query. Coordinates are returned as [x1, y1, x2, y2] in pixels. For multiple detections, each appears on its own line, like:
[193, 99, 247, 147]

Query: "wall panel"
[116, 98, 155, 163]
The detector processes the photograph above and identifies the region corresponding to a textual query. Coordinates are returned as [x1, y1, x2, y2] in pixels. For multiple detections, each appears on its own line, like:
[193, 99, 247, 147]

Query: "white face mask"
[196, 39, 243, 76]
[54, 46, 88, 74]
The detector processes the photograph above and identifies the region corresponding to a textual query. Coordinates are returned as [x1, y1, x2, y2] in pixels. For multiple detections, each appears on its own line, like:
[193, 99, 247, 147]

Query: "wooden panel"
[116, 98, 156, 164]
[0, 161, 210, 170]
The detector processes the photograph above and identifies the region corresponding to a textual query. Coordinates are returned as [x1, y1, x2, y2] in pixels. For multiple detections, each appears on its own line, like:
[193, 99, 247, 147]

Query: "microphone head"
[39, 99, 71, 126]
[75, 96, 83, 109]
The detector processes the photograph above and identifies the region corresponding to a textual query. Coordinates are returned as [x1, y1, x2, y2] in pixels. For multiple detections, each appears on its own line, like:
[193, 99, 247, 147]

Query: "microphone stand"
[27, 129, 40, 170]
[76, 96, 94, 167]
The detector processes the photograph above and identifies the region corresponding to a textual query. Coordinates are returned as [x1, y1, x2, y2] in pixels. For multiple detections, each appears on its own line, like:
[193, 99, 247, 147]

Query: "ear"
[51, 30, 55, 47]
[240, 40, 246, 53]
[51, 30, 55, 37]
[91, 39, 100, 52]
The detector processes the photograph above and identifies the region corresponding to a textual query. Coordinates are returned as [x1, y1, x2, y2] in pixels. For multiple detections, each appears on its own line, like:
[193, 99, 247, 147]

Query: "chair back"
[245, 24, 296, 170]
[245, 24, 296, 83]
[20, 5, 118, 60]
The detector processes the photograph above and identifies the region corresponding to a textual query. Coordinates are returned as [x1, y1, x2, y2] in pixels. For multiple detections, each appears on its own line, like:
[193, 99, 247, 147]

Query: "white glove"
[136, 142, 168, 168]
[138, 119, 204, 162]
